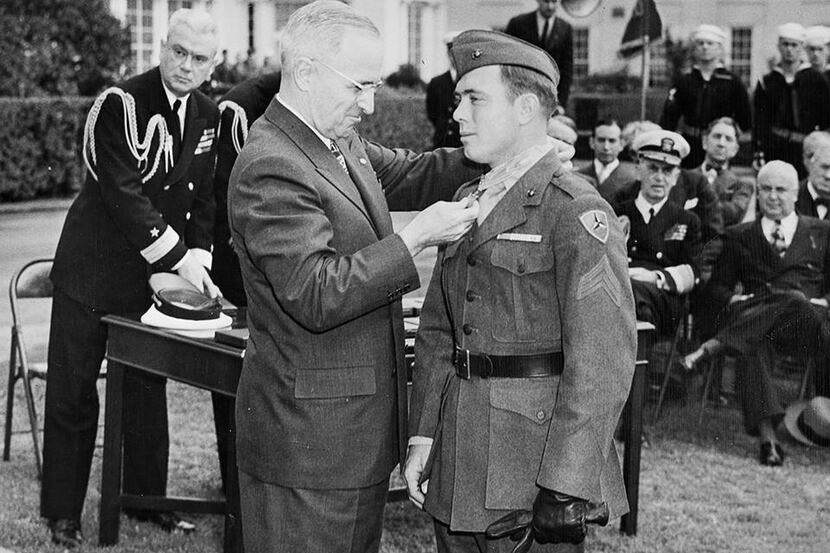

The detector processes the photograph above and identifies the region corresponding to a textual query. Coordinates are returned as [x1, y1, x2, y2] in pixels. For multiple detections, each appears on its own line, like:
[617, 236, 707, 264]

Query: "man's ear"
[293, 57, 315, 92]
[515, 93, 540, 125]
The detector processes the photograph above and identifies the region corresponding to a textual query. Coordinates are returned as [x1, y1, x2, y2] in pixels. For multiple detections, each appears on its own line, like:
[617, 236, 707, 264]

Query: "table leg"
[620, 358, 647, 536]
[99, 359, 125, 545]
[223, 398, 243, 553]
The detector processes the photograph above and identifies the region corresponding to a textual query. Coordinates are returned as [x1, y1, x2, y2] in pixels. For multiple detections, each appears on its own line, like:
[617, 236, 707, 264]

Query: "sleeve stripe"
[140, 226, 180, 264]
[665, 264, 696, 294]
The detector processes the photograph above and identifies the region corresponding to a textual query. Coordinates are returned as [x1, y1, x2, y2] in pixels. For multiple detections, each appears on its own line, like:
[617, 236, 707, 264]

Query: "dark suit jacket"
[698, 167, 754, 227]
[213, 72, 282, 306]
[51, 67, 219, 312]
[505, 11, 573, 108]
[796, 179, 830, 220]
[411, 152, 635, 530]
[229, 98, 481, 489]
[426, 70, 461, 149]
[577, 160, 639, 205]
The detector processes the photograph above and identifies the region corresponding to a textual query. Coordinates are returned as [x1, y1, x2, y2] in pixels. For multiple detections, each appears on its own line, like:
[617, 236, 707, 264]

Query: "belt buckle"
[455, 349, 471, 380]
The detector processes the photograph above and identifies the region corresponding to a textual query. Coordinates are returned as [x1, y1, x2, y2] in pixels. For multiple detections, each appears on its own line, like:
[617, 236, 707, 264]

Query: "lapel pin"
[359, 158, 367, 165]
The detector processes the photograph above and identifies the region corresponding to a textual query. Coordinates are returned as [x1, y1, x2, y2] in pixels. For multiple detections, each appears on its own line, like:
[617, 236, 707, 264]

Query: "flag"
[618, 0, 663, 58]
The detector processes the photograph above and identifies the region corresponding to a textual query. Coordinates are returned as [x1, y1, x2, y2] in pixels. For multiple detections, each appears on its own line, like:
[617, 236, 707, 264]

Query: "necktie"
[329, 141, 349, 175]
[770, 220, 787, 256]
[540, 18, 550, 44]
[167, 99, 182, 158]
[647, 207, 655, 224]
[475, 175, 508, 224]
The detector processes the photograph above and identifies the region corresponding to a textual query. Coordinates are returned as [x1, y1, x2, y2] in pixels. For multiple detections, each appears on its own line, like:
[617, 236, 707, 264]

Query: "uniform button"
[185, 212, 191, 220]
[163, 185, 170, 191]
[517, 263, 526, 274]
[631, 245, 637, 252]
[359, 158, 367, 165]
[656, 252, 663, 260]
[465, 290, 476, 302]
[188, 182, 194, 191]
[627, 257, 632, 262]
[462, 323, 473, 335]
[467, 256, 476, 266]
[536, 410, 546, 421]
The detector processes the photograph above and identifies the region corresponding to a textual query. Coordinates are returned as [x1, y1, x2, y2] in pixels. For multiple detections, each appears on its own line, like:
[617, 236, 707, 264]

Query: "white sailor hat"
[778, 22, 806, 43]
[805, 25, 830, 47]
[692, 24, 727, 45]
[632, 129, 690, 166]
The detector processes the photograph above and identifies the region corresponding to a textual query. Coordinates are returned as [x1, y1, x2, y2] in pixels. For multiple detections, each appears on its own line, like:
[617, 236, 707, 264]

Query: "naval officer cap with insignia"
[632, 129, 690, 204]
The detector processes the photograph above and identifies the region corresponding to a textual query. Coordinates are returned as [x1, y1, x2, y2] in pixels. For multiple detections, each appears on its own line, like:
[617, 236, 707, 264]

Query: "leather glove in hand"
[531, 488, 609, 545]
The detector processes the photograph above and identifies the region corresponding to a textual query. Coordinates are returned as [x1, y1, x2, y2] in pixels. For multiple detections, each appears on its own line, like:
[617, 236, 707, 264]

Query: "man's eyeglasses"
[314, 59, 384, 95]
[167, 44, 214, 69]
[758, 185, 795, 196]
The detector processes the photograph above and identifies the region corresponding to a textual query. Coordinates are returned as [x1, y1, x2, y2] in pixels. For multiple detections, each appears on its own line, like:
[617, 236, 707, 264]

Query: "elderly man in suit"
[614, 130, 703, 336]
[697, 117, 755, 226]
[404, 29, 636, 553]
[577, 118, 638, 204]
[683, 161, 830, 466]
[228, 2, 581, 550]
[505, 0, 573, 111]
[796, 131, 830, 220]
[41, 9, 220, 547]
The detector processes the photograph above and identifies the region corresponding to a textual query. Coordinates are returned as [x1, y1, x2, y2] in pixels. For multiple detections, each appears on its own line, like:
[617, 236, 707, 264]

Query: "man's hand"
[531, 489, 609, 545]
[729, 293, 753, 304]
[176, 255, 222, 298]
[628, 267, 659, 284]
[810, 297, 829, 308]
[402, 443, 431, 509]
[398, 199, 479, 257]
[552, 137, 575, 171]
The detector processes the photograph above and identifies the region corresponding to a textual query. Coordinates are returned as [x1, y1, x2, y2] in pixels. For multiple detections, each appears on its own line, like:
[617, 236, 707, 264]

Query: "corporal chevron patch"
[579, 210, 609, 244]
[576, 254, 622, 306]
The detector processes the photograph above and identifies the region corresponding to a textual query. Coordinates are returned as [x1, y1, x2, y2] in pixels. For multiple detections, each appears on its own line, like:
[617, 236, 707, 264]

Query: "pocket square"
[684, 197, 699, 210]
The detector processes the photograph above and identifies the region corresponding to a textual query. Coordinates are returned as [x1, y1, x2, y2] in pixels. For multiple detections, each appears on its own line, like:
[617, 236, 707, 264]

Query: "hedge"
[0, 87, 678, 202]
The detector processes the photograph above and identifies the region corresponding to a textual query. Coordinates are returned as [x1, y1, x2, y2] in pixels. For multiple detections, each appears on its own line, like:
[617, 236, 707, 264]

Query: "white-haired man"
[684, 161, 830, 466]
[43, 8, 221, 547]
[661, 24, 751, 169]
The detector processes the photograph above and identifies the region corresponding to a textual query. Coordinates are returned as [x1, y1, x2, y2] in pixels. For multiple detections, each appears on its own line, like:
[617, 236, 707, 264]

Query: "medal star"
[150, 227, 160, 238]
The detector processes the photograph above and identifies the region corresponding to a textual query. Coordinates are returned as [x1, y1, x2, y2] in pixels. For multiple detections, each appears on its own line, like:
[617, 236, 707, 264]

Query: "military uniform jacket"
[505, 11, 573, 107]
[213, 72, 282, 306]
[410, 150, 636, 531]
[661, 67, 752, 138]
[229, 99, 480, 490]
[616, 197, 703, 293]
[753, 66, 830, 156]
[426, 70, 461, 149]
[51, 67, 219, 312]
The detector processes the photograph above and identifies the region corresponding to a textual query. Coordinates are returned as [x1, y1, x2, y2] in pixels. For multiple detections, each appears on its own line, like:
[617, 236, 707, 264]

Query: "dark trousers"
[238, 470, 388, 553]
[41, 289, 168, 520]
[433, 519, 582, 553]
[631, 279, 685, 337]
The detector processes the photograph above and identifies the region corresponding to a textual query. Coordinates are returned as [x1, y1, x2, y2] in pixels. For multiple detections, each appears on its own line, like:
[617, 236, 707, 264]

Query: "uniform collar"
[161, 82, 189, 113]
[635, 191, 670, 221]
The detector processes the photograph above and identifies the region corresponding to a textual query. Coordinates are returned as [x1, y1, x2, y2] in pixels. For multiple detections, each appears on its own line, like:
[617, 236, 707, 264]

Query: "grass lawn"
[2, 338, 829, 552]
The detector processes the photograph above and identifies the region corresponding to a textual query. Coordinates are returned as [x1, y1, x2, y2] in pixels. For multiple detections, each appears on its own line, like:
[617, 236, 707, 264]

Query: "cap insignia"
[660, 138, 675, 153]
[472, 49, 482, 59]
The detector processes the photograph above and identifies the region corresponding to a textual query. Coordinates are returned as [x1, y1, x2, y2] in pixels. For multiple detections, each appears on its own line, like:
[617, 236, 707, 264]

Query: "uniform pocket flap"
[490, 242, 554, 276]
[489, 378, 557, 424]
[294, 365, 376, 399]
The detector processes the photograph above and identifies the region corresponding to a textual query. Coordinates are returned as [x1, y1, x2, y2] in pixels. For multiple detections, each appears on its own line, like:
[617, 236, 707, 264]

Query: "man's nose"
[358, 90, 375, 115]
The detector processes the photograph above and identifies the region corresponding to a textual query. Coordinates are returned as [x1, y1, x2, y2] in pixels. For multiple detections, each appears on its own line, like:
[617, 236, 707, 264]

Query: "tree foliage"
[0, 0, 130, 97]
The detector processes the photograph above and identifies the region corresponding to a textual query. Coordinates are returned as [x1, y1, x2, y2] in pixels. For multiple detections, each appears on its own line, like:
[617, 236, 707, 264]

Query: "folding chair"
[652, 296, 692, 422]
[4, 258, 54, 478]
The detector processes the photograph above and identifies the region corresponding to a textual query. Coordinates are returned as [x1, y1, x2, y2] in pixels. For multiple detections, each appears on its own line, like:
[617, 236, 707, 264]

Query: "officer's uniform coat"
[616, 197, 702, 335]
[42, 67, 219, 521]
[410, 150, 636, 532]
[753, 66, 830, 175]
[660, 67, 752, 168]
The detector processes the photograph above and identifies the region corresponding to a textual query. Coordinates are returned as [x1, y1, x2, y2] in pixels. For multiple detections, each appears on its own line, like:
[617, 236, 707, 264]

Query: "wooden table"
[99, 316, 654, 551]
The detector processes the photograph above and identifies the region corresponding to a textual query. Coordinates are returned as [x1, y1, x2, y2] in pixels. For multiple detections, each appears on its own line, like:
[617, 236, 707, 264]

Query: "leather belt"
[453, 348, 563, 379]
[771, 126, 806, 143]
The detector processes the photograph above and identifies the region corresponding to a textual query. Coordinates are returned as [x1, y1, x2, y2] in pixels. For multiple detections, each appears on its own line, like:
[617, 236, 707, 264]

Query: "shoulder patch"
[579, 210, 609, 244]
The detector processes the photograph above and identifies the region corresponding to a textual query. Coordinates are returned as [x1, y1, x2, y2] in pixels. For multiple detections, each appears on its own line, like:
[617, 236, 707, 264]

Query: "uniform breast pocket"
[489, 241, 555, 342]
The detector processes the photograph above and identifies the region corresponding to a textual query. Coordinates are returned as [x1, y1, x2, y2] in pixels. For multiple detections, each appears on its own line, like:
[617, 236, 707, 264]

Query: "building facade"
[111, 0, 830, 90]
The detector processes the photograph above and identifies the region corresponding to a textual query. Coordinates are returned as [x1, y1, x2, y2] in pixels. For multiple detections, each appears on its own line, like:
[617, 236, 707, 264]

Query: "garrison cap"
[692, 24, 727, 45]
[778, 22, 806, 43]
[450, 29, 560, 89]
[633, 129, 690, 166]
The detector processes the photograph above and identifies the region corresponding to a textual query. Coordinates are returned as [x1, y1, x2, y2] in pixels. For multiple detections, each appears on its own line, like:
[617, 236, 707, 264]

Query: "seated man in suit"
[683, 161, 830, 466]
[578, 117, 639, 204]
[697, 117, 755, 226]
[615, 130, 702, 336]
[796, 131, 830, 220]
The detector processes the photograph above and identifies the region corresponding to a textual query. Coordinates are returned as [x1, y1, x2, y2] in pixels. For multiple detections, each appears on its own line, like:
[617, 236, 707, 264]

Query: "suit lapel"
[339, 137, 391, 237]
[784, 216, 812, 261]
[164, 95, 206, 185]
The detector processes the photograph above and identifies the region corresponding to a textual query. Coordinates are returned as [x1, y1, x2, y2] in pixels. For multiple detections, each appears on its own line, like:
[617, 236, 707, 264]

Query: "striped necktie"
[770, 220, 787, 256]
[329, 141, 349, 175]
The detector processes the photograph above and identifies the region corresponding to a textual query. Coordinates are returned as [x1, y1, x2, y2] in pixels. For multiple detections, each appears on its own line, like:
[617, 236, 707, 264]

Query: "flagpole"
[639, 0, 652, 121]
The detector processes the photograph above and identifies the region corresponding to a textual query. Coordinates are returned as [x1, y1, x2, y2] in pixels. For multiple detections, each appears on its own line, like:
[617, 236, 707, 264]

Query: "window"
[573, 28, 589, 81]
[168, 0, 193, 11]
[649, 40, 669, 87]
[126, 0, 154, 75]
[407, 2, 426, 71]
[731, 27, 752, 88]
